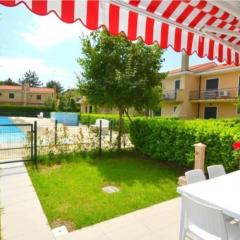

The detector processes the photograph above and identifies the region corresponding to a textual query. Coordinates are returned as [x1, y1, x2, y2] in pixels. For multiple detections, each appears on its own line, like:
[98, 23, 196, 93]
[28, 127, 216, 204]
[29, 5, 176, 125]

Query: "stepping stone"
[102, 185, 120, 194]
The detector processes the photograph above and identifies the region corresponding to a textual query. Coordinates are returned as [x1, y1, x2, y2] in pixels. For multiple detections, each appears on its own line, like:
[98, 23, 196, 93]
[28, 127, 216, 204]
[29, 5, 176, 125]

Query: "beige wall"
[201, 71, 240, 90]
[0, 89, 55, 106]
[27, 93, 54, 105]
[0, 90, 23, 104]
[162, 72, 199, 118]
[199, 102, 238, 119]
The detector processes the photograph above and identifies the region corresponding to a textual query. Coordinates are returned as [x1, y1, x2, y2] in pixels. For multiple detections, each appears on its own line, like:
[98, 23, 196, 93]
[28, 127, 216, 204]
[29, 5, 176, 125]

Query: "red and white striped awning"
[1, 0, 240, 65]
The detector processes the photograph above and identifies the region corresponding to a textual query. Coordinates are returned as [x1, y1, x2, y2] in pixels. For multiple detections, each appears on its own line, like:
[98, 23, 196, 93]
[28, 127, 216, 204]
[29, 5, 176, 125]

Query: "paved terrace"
[0, 162, 180, 240]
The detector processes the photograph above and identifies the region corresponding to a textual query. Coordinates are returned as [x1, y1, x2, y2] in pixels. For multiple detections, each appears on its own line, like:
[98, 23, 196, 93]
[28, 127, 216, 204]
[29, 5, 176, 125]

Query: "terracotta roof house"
[0, 84, 56, 106]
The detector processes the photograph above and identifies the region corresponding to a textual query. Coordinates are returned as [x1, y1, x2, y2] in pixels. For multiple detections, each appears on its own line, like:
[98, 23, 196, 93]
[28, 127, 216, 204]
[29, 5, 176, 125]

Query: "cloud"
[20, 13, 91, 49]
[0, 57, 76, 89]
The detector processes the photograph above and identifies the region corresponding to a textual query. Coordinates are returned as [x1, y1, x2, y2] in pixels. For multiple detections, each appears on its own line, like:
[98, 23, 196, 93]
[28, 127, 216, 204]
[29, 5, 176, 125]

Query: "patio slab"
[56, 198, 180, 240]
[0, 162, 55, 240]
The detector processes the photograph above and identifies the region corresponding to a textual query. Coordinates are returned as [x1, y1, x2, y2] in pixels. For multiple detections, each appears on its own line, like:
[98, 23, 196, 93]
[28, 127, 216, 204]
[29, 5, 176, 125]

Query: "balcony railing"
[189, 88, 240, 100]
[163, 90, 177, 100]
[163, 90, 184, 102]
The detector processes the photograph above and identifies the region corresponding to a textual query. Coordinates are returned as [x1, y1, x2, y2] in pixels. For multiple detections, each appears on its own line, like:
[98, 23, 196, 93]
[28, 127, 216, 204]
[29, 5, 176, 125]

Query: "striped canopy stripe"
[1, 0, 240, 65]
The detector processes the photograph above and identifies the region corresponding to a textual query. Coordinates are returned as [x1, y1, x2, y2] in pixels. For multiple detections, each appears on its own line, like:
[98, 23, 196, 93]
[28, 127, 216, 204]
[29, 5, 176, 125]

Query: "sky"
[0, 4, 213, 90]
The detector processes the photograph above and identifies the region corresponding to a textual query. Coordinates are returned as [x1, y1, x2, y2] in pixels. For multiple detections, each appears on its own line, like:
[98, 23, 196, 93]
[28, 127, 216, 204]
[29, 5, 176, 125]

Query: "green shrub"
[80, 114, 182, 133]
[79, 113, 132, 132]
[0, 105, 53, 118]
[130, 118, 240, 171]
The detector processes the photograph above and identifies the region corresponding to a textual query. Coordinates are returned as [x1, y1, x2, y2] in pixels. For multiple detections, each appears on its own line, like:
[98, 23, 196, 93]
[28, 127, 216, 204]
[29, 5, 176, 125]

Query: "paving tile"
[0, 163, 54, 240]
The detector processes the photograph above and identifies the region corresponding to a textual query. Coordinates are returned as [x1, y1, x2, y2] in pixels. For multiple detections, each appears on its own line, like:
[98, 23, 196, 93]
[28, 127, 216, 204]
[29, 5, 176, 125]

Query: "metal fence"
[0, 119, 132, 166]
[35, 120, 132, 157]
[0, 123, 37, 166]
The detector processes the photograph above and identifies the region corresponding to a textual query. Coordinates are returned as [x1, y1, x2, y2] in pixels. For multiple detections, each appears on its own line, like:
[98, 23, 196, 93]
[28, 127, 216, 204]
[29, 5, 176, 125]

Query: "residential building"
[0, 84, 56, 106]
[162, 60, 240, 119]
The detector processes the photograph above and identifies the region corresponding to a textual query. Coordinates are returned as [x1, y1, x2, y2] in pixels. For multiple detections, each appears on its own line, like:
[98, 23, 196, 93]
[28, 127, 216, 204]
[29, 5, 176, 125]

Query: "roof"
[168, 62, 240, 75]
[30, 87, 55, 94]
[0, 85, 55, 93]
[0, 85, 22, 90]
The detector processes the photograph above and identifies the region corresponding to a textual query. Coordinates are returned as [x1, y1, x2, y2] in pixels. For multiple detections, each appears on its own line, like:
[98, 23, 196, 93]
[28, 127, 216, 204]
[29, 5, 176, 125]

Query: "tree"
[46, 80, 64, 94]
[19, 70, 42, 87]
[77, 29, 166, 149]
[0, 78, 19, 86]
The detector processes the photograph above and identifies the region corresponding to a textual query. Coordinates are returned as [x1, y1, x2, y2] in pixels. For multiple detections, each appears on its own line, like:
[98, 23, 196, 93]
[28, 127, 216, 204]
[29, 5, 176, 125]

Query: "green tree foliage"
[46, 80, 64, 94]
[19, 70, 42, 87]
[0, 78, 19, 86]
[77, 29, 166, 148]
[57, 89, 79, 112]
[44, 97, 57, 111]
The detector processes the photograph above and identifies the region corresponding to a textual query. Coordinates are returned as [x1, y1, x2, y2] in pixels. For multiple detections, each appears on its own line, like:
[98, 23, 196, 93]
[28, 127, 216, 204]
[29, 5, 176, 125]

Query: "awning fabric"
[1, 0, 240, 65]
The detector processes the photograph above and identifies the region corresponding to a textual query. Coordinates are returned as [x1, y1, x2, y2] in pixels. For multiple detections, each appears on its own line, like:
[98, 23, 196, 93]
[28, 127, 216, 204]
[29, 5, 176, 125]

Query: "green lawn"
[28, 151, 179, 231]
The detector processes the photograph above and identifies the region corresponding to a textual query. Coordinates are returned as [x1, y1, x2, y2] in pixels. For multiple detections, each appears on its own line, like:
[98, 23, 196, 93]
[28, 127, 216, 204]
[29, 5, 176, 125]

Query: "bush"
[80, 114, 181, 133]
[130, 118, 240, 171]
[80, 113, 131, 132]
[0, 105, 53, 118]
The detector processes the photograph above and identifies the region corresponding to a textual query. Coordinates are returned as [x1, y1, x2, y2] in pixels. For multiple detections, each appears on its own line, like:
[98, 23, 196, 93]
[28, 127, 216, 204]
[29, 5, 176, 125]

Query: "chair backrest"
[207, 165, 226, 179]
[182, 194, 228, 240]
[185, 169, 206, 184]
[95, 119, 109, 128]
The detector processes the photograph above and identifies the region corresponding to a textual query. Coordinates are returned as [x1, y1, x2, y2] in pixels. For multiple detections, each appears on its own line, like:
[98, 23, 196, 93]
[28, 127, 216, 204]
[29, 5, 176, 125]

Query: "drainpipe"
[197, 76, 202, 118]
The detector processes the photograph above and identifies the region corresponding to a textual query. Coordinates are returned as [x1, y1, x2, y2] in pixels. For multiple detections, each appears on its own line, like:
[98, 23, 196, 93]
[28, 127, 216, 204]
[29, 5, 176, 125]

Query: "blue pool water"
[0, 117, 26, 143]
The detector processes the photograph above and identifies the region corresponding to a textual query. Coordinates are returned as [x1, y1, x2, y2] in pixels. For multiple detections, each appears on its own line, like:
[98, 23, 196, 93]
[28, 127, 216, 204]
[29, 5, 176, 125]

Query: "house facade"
[162, 62, 240, 119]
[0, 84, 56, 106]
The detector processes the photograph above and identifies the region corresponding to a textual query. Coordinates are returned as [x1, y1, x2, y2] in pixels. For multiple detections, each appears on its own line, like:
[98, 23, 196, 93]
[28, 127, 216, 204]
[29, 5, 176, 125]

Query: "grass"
[28, 151, 179, 230]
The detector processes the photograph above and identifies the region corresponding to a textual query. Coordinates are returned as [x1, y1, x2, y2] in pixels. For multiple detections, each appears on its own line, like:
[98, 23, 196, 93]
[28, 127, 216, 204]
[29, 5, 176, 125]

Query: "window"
[206, 78, 219, 90]
[0, 92, 2, 96]
[36, 95, 41, 100]
[174, 80, 180, 91]
[204, 107, 217, 119]
[9, 93, 15, 99]
[173, 106, 177, 113]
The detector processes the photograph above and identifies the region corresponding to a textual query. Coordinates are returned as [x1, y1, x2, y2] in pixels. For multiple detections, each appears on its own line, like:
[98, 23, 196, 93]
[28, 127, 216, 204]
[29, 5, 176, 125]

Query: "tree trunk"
[117, 108, 124, 150]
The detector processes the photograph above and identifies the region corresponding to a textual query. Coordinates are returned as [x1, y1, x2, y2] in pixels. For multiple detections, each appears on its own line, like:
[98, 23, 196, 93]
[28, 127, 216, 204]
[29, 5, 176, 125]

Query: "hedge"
[0, 105, 53, 118]
[79, 113, 131, 132]
[79, 113, 179, 133]
[130, 118, 240, 171]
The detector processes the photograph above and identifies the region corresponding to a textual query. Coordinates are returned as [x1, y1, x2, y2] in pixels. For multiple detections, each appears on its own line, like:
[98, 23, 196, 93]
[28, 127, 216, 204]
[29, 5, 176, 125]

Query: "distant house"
[78, 96, 141, 115]
[0, 84, 56, 106]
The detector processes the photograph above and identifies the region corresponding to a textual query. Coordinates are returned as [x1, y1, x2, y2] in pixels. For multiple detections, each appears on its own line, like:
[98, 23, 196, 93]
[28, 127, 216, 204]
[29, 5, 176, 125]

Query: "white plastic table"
[177, 170, 240, 240]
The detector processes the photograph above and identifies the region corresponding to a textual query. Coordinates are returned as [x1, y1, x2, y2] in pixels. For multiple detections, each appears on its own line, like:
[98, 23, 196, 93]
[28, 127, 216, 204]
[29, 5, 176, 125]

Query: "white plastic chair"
[207, 165, 226, 179]
[91, 119, 110, 135]
[185, 169, 206, 184]
[95, 119, 109, 129]
[37, 112, 44, 119]
[182, 194, 240, 240]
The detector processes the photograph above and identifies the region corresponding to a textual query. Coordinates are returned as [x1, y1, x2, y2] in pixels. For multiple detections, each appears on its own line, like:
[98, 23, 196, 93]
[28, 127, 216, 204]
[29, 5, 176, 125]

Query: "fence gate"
[0, 123, 37, 166]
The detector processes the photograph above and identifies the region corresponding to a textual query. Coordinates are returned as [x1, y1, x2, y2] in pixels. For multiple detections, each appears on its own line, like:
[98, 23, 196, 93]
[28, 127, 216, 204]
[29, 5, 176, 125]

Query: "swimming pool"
[0, 117, 26, 143]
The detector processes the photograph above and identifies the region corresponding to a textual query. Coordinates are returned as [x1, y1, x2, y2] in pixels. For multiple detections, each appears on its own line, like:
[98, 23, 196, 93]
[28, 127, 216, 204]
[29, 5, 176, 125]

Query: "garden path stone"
[0, 161, 55, 240]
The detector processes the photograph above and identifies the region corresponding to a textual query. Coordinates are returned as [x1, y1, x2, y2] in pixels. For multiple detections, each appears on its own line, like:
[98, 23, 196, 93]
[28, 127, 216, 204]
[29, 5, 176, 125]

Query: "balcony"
[163, 90, 184, 102]
[189, 88, 239, 101]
